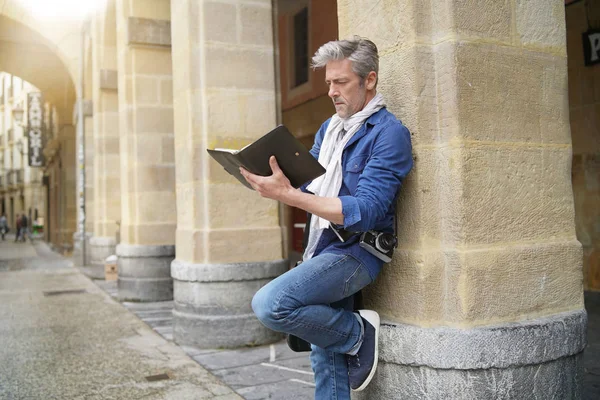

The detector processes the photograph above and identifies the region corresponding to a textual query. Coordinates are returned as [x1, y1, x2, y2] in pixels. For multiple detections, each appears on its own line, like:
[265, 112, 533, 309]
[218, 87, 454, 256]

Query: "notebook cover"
[208, 125, 325, 189]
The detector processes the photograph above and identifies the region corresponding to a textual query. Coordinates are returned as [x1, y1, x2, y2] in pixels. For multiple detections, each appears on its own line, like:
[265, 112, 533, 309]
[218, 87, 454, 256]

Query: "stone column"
[115, 0, 176, 301]
[89, 4, 121, 279]
[169, 0, 286, 348]
[48, 163, 59, 247]
[58, 124, 77, 252]
[338, 1, 586, 398]
[73, 100, 94, 267]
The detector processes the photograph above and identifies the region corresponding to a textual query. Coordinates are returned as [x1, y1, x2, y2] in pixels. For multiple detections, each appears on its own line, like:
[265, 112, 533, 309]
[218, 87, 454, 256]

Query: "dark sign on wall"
[583, 29, 600, 66]
[27, 92, 45, 167]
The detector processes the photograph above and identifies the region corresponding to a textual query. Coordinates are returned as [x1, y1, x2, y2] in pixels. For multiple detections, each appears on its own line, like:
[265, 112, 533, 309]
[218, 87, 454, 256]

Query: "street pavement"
[94, 281, 315, 400]
[0, 237, 242, 400]
[1, 236, 599, 399]
[0, 237, 314, 400]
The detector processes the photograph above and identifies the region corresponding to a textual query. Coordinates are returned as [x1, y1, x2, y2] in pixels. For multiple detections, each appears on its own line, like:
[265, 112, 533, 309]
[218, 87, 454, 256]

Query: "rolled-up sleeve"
[340, 121, 413, 232]
[340, 196, 361, 226]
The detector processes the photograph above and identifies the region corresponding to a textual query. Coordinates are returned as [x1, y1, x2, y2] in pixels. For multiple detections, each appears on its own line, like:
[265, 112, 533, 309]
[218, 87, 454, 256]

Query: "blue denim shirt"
[302, 107, 413, 280]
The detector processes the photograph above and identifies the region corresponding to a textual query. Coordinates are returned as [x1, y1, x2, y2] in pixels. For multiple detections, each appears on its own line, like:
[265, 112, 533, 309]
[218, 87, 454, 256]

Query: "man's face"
[325, 59, 367, 119]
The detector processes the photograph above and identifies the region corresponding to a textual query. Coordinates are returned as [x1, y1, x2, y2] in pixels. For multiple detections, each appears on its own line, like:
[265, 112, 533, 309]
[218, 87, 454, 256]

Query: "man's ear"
[366, 71, 377, 91]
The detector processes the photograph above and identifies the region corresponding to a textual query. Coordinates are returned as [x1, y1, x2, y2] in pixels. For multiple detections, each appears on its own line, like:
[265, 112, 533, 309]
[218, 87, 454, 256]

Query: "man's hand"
[241, 156, 345, 225]
[240, 156, 295, 203]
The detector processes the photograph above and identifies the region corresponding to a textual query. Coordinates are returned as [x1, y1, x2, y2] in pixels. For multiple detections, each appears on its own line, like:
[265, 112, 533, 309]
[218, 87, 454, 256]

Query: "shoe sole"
[354, 310, 380, 392]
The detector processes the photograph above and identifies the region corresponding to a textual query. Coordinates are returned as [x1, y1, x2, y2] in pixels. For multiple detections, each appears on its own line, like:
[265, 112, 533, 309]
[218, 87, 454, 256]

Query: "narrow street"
[0, 236, 241, 399]
[0, 237, 315, 400]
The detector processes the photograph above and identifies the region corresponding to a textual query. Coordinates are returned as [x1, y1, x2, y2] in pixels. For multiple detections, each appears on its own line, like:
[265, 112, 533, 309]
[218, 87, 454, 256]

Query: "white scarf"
[303, 93, 386, 260]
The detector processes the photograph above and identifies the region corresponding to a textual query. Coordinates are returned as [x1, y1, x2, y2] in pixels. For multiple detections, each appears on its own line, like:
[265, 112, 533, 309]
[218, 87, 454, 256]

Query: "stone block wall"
[339, 0, 581, 331]
[339, 0, 585, 397]
[169, 0, 286, 348]
[59, 124, 77, 251]
[115, 0, 176, 301]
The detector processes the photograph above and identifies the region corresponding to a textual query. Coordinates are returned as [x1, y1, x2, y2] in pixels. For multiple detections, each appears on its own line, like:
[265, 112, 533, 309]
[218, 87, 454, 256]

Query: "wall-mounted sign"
[583, 29, 600, 66]
[27, 92, 45, 167]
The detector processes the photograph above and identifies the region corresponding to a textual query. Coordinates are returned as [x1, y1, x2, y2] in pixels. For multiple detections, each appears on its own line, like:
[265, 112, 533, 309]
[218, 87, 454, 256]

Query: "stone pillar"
[337, 1, 587, 398]
[48, 163, 60, 247]
[73, 100, 94, 267]
[169, 0, 286, 348]
[89, 4, 121, 279]
[115, 0, 176, 301]
[58, 124, 77, 253]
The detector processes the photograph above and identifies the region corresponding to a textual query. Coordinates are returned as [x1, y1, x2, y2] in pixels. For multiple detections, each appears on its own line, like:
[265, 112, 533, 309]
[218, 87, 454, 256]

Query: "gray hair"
[311, 36, 379, 83]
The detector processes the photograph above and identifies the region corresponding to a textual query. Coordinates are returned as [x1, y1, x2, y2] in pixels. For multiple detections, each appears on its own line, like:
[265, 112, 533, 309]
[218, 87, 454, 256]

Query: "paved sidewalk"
[95, 280, 315, 400]
[0, 237, 242, 400]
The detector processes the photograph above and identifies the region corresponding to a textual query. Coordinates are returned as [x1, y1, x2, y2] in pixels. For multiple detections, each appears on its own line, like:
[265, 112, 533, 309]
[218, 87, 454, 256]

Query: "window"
[293, 7, 309, 88]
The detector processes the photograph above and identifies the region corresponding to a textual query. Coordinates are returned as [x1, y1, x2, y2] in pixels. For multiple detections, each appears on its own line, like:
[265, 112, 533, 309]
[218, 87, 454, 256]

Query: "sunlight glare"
[17, 0, 107, 20]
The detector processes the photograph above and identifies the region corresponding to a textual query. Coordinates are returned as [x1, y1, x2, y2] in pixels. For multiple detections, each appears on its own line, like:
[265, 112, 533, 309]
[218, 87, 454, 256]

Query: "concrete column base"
[355, 309, 587, 399]
[79, 236, 118, 280]
[171, 259, 288, 349]
[117, 244, 175, 302]
[72, 232, 93, 266]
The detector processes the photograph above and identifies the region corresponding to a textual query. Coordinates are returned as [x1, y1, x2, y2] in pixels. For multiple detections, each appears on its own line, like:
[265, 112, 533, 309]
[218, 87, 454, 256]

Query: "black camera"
[359, 231, 397, 263]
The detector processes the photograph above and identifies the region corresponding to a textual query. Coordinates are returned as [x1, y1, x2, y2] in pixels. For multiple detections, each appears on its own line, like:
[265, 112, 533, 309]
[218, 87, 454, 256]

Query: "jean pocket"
[343, 263, 372, 298]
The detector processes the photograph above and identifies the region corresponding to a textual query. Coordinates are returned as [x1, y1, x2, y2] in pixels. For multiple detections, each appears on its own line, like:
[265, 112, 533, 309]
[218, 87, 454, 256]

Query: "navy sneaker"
[346, 310, 380, 391]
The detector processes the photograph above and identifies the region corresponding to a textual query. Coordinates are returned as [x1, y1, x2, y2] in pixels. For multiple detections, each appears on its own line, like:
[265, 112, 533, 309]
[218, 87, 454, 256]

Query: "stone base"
[171, 259, 288, 349]
[78, 265, 105, 280]
[72, 232, 93, 266]
[354, 309, 587, 400]
[117, 244, 175, 302]
[90, 236, 117, 267]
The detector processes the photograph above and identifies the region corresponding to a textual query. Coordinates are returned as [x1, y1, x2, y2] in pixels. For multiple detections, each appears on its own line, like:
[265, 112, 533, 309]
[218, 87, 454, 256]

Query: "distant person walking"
[14, 214, 21, 242]
[20, 213, 28, 242]
[0, 214, 7, 241]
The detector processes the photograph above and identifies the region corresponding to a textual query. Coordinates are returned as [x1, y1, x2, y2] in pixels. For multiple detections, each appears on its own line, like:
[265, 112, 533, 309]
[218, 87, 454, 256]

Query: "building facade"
[0, 73, 47, 238]
[0, 0, 595, 397]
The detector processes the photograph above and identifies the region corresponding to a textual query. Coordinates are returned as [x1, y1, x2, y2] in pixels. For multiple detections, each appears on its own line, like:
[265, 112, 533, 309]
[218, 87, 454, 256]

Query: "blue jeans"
[252, 253, 374, 399]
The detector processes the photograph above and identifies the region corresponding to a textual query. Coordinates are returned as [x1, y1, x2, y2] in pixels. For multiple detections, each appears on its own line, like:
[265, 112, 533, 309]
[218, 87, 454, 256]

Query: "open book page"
[213, 148, 239, 154]
[213, 141, 252, 154]
[240, 142, 253, 151]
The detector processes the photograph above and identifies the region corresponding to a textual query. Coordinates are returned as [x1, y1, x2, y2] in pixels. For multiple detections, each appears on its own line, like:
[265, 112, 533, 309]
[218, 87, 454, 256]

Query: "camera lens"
[376, 233, 396, 251]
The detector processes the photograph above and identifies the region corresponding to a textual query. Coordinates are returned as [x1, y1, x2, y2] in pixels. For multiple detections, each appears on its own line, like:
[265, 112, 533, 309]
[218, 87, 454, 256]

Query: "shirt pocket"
[344, 155, 368, 190]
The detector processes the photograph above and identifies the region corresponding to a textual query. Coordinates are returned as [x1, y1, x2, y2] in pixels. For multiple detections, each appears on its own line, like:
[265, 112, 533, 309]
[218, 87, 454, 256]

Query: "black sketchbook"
[207, 125, 325, 190]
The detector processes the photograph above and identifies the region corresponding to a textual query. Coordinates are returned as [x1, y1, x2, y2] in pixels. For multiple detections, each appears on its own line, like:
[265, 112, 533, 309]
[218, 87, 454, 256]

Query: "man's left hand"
[240, 156, 294, 203]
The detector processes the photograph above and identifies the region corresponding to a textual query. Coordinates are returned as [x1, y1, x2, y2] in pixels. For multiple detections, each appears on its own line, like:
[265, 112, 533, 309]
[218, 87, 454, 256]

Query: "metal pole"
[77, 22, 86, 265]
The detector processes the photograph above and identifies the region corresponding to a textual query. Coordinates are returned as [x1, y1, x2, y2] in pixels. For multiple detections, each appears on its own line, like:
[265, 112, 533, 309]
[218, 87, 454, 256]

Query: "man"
[20, 213, 28, 242]
[14, 214, 21, 243]
[243, 37, 412, 398]
[0, 213, 7, 241]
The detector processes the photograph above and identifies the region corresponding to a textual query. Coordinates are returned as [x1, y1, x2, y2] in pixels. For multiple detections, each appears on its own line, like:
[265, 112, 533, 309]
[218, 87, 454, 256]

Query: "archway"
[0, 7, 80, 249]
